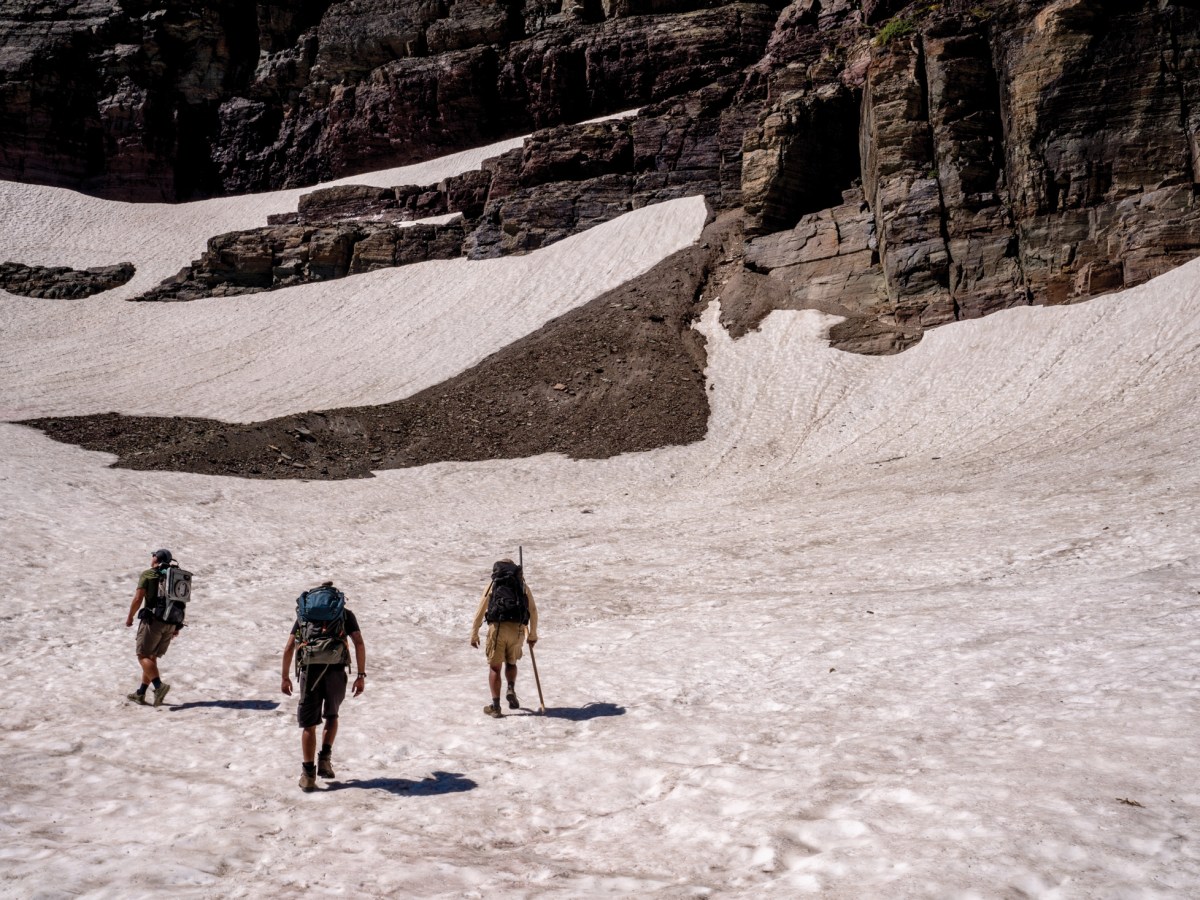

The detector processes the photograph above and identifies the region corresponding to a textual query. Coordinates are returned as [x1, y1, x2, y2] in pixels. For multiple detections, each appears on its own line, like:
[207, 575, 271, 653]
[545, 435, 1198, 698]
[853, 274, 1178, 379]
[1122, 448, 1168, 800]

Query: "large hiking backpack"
[154, 562, 192, 626]
[295, 585, 348, 668]
[485, 561, 529, 625]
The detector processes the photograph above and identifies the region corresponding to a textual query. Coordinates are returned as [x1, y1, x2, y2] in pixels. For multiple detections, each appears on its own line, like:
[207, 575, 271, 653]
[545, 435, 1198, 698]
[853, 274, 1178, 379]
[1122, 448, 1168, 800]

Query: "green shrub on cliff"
[875, 16, 916, 46]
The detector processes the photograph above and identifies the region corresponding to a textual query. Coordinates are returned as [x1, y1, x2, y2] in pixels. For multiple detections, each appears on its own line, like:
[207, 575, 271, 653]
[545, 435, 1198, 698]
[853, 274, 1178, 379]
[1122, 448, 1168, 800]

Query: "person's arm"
[349, 631, 366, 696]
[126, 587, 145, 627]
[525, 582, 538, 644]
[469, 585, 490, 647]
[281, 634, 296, 695]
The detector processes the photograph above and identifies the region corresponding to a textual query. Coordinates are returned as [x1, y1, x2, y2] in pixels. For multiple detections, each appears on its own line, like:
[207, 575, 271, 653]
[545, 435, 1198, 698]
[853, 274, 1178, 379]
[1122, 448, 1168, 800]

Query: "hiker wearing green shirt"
[124, 549, 179, 707]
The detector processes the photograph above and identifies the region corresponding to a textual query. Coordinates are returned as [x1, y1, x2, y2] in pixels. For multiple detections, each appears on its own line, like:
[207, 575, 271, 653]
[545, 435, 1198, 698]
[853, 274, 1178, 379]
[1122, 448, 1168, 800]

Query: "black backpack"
[485, 561, 529, 624]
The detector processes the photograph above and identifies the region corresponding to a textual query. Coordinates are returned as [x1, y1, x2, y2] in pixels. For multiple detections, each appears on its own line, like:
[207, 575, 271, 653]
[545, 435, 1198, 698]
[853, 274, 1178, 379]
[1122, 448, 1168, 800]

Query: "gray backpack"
[155, 563, 192, 626]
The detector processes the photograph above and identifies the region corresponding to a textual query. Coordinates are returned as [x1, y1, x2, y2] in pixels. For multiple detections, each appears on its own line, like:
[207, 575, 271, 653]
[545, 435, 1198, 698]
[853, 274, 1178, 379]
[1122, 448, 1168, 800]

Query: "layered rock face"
[5, 0, 1200, 354]
[0, 0, 777, 199]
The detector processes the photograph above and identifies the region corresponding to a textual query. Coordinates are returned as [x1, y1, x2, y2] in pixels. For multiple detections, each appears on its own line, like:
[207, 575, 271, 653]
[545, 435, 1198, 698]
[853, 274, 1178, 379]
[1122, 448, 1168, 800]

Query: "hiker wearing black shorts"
[125, 549, 181, 707]
[470, 559, 538, 718]
[281, 584, 365, 792]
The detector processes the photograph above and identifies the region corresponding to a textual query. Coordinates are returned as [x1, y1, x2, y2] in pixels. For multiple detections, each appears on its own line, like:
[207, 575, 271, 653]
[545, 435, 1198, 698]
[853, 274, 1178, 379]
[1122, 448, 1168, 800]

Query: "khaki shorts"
[485, 622, 526, 667]
[136, 617, 176, 658]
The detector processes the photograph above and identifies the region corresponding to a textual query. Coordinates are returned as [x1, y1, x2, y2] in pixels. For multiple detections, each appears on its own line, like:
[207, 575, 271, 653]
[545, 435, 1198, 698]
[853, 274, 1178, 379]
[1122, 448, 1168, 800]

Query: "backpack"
[153, 562, 192, 626]
[485, 561, 529, 625]
[295, 585, 348, 668]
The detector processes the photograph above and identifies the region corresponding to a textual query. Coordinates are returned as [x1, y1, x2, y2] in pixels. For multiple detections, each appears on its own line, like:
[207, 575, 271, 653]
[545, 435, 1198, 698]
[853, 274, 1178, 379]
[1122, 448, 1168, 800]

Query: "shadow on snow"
[539, 702, 626, 721]
[169, 699, 281, 711]
[325, 771, 477, 796]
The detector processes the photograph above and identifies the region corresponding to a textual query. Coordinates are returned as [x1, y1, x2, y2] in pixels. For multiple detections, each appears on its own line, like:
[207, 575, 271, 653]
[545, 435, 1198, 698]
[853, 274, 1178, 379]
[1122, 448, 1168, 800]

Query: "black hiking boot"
[506, 687, 519, 709]
[317, 752, 335, 779]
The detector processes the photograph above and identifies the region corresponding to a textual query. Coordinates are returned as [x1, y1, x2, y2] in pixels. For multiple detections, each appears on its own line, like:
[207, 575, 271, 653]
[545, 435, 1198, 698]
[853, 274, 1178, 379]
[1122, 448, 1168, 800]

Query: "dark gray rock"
[0, 261, 135, 299]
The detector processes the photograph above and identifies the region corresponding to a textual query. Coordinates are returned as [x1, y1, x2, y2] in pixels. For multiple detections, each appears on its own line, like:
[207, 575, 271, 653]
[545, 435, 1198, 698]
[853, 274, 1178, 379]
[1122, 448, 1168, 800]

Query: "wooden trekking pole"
[528, 643, 546, 714]
[519, 546, 546, 714]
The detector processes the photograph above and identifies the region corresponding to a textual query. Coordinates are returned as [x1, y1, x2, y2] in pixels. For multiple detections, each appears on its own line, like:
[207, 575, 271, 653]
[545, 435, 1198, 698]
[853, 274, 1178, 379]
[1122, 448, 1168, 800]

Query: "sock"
[303, 762, 316, 776]
[151, 678, 162, 689]
[320, 744, 332, 757]
[136, 684, 148, 696]
[507, 683, 516, 692]
[491, 698, 500, 709]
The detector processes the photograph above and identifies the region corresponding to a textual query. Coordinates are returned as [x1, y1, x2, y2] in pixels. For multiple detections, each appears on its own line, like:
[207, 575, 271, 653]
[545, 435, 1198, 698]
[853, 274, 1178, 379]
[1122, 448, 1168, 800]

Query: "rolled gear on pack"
[295, 584, 349, 670]
[153, 561, 192, 626]
[485, 561, 530, 625]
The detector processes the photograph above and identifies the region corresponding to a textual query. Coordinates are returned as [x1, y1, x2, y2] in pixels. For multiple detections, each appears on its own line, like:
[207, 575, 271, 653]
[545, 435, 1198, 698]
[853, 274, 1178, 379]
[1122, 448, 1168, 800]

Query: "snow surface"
[1, 135, 1199, 898]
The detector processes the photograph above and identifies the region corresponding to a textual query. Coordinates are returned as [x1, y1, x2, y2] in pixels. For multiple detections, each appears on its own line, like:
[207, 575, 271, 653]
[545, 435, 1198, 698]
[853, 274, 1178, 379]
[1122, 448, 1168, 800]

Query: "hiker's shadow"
[540, 702, 626, 721]
[169, 700, 280, 712]
[326, 771, 476, 796]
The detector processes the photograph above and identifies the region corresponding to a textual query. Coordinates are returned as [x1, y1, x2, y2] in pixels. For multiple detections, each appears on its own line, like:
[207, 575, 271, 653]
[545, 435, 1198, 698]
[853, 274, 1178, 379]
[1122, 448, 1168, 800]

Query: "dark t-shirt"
[137, 568, 163, 609]
[292, 608, 360, 672]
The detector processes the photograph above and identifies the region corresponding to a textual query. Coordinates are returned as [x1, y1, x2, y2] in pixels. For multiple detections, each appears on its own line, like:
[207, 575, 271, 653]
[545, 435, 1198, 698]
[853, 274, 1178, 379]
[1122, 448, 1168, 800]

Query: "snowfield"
[1, 138, 1198, 898]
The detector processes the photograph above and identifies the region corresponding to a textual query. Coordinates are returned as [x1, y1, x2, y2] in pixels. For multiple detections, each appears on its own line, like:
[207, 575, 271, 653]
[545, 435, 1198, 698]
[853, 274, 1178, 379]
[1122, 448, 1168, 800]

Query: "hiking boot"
[317, 753, 335, 779]
[298, 771, 318, 792]
[506, 687, 519, 709]
[126, 691, 148, 706]
[484, 703, 503, 718]
[152, 683, 171, 707]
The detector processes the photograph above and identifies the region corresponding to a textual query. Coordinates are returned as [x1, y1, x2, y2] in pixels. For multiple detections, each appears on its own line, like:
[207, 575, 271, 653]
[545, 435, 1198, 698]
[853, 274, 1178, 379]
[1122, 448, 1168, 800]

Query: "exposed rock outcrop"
[0, 261, 136, 299]
[136, 222, 465, 302]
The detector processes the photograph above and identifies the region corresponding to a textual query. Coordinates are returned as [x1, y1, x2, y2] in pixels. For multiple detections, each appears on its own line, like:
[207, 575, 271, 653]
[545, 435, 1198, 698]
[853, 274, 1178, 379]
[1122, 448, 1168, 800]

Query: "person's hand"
[470, 637, 479, 648]
[528, 638, 537, 646]
[352, 673, 365, 697]
[125, 616, 134, 628]
[281, 675, 293, 696]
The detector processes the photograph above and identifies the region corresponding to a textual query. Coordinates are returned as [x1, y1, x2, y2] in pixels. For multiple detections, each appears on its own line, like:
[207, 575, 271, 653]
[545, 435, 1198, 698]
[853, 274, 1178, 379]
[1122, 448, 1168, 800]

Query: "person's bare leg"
[489, 664, 502, 704]
[321, 718, 339, 750]
[301, 725, 318, 764]
[138, 655, 160, 685]
[505, 663, 519, 707]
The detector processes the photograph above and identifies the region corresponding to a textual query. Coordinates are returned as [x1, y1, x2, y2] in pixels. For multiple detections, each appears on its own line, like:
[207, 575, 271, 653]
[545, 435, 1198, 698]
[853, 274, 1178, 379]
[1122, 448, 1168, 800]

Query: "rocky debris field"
[26, 216, 736, 479]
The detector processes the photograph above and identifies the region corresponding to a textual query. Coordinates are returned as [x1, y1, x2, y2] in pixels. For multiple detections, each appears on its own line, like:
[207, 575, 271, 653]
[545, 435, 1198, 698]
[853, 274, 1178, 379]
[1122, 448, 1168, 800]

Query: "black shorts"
[296, 665, 348, 728]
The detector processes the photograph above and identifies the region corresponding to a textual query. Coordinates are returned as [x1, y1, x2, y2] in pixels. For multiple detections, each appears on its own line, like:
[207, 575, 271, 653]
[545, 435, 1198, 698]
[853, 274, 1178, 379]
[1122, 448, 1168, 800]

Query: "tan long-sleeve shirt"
[470, 578, 538, 644]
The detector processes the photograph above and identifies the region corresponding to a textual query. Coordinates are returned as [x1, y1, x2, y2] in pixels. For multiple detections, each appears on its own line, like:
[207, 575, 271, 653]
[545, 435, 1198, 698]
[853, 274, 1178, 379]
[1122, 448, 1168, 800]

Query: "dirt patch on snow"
[23, 216, 744, 479]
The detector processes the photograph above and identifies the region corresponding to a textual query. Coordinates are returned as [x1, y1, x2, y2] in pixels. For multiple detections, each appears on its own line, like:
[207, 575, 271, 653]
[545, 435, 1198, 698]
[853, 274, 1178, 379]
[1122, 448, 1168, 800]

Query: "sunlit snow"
[1, 135, 1198, 898]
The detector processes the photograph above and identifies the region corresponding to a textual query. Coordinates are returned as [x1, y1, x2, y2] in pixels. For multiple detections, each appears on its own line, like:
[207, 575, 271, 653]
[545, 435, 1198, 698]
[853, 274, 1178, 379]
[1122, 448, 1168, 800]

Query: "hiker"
[281, 581, 366, 791]
[124, 548, 182, 707]
[470, 559, 538, 718]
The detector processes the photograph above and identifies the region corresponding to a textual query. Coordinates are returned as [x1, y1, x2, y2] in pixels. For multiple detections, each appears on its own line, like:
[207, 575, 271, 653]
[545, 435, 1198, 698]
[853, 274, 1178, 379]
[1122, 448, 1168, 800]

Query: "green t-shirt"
[137, 568, 163, 609]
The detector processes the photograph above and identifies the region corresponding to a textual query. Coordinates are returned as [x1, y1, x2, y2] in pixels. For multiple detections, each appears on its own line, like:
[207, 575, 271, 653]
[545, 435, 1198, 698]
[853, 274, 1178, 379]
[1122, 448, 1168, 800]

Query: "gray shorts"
[135, 618, 176, 658]
[297, 665, 348, 728]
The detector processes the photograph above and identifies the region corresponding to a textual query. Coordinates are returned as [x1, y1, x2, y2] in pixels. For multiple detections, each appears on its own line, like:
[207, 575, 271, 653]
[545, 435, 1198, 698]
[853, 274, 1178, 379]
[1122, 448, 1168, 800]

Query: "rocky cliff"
[6, 0, 1197, 354]
[8, 0, 1200, 475]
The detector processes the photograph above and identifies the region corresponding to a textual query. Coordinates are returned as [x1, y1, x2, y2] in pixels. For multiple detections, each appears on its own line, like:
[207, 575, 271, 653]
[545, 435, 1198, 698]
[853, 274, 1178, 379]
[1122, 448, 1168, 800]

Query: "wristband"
[356, 672, 366, 679]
